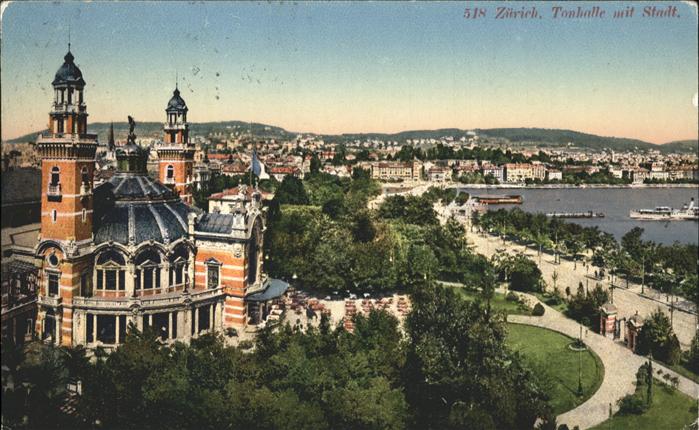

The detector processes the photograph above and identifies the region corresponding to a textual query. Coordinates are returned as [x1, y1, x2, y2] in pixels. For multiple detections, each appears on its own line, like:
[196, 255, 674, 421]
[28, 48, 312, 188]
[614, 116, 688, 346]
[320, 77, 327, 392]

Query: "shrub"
[617, 394, 647, 415]
[238, 340, 254, 350]
[545, 296, 561, 306]
[532, 303, 545, 316]
[670, 376, 679, 389]
[506, 291, 519, 302]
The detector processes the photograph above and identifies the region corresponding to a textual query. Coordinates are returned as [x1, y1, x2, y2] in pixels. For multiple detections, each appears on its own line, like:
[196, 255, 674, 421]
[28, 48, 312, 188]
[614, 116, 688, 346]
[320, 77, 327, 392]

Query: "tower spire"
[68, 24, 71, 52]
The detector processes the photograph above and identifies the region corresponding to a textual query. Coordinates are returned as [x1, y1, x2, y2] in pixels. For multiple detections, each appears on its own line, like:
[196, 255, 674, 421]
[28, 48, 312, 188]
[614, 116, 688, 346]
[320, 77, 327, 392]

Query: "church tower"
[157, 86, 194, 204]
[35, 47, 97, 346]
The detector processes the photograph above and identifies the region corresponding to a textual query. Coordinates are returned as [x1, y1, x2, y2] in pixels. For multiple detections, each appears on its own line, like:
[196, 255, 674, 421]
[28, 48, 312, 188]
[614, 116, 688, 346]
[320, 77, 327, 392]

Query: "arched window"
[166, 165, 174, 179]
[169, 246, 189, 287]
[95, 249, 127, 293]
[50, 166, 60, 186]
[135, 249, 162, 291]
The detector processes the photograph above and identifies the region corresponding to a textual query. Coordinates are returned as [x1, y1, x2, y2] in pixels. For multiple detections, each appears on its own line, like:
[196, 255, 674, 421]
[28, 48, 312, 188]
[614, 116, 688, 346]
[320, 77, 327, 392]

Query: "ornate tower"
[35, 47, 97, 346]
[157, 86, 195, 204]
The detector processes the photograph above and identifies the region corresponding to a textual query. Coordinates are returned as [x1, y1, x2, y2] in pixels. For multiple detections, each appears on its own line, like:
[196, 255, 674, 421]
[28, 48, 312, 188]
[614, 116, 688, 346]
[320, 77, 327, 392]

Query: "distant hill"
[473, 128, 658, 152]
[6, 121, 294, 145]
[659, 139, 698, 154]
[6, 123, 697, 154]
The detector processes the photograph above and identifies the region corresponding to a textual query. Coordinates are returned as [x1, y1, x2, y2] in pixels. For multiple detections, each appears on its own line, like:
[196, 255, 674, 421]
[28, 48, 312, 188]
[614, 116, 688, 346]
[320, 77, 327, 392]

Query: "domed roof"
[52, 50, 85, 87]
[166, 88, 188, 112]
[116, 141, 147, 157]
[93, 173, 197, 245]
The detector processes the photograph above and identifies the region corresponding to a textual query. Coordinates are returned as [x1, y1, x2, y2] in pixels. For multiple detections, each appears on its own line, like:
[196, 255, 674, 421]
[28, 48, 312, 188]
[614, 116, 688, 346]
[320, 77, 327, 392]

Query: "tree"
[688, 331, 699, 373]
[621, 227, 645, 258]
[352, 211, 376, 243]
[275, 176, 310, 205]
[404, 284, 549, 430]
[551, 271, 559, 293]
[636, 309, 681, 365]
[321, 196, 345, 219]
[309, 154, 322, 175]
[509, 256, 543, 292]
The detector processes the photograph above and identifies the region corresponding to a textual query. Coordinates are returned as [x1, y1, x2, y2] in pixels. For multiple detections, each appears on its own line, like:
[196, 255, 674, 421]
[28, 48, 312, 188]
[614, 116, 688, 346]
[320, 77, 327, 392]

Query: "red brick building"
[34, 49, 286, 349]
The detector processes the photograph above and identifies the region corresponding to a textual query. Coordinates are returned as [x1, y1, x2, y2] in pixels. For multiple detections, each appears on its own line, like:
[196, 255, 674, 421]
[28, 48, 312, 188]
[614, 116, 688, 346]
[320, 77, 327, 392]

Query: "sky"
[1, 1, 697, 143]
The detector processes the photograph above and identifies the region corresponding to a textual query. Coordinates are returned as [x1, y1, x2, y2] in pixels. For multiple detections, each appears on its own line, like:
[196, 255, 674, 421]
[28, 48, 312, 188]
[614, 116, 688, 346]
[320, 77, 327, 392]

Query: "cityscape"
[1, 2, 698, 430]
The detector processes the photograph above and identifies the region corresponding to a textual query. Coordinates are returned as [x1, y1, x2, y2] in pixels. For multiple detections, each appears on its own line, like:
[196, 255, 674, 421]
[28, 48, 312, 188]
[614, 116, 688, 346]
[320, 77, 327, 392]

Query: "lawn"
[506, 323, 605, 415]
[532, 291, 568, 314]
[456, 288, 530, 315]
[589, 381, 697, 430]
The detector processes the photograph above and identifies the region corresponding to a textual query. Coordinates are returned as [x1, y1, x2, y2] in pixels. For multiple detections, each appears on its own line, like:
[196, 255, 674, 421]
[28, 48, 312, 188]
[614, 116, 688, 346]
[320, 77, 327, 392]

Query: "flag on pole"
[251, 150, 262, 177]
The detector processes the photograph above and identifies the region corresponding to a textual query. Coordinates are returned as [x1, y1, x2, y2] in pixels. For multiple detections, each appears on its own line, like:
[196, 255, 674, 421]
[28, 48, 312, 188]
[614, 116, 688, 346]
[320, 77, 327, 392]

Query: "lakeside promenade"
[462, 227, 698, 349]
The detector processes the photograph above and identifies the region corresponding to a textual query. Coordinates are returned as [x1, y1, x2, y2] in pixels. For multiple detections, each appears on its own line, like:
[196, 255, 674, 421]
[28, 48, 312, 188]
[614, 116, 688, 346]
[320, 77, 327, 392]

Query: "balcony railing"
[72, 287, 224, 311]
[37, 133, 98, 143]
[38, 295, 62, 307]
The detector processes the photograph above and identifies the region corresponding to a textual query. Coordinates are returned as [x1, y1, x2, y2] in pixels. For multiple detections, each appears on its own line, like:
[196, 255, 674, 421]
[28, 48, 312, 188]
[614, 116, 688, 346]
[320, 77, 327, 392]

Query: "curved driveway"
[508, 295, 699, 429]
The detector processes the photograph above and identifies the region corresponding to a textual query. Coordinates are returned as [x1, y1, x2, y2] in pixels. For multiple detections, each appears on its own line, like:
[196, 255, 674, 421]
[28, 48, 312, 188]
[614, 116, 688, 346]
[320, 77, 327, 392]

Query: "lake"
[456, 187, 699, 245]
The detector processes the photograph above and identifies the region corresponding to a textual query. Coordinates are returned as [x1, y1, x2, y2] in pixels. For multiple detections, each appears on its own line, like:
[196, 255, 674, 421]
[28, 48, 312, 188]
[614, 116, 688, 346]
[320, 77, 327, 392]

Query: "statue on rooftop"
[127, 115, 137, 143]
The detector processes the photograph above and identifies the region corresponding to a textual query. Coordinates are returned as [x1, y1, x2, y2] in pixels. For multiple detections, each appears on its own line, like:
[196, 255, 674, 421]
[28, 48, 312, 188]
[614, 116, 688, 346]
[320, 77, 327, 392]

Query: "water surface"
[457, 187, 699, 245]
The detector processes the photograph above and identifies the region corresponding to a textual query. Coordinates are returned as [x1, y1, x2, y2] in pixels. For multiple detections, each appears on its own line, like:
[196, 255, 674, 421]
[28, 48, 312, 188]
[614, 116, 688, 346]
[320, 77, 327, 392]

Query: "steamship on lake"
[629, 198, 699, 221]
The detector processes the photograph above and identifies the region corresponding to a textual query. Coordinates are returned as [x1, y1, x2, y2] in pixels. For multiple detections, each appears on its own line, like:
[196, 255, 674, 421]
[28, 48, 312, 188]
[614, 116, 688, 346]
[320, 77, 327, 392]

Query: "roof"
[195, 213, 235, 234]
[628, 312, 644, 326]
[600, 302, 617, 315]
[92, 173, 193, 245]
[96, 173, 176, 201]
[52, 51, 85, 86]
[246, 278, 289, 302]
[209, 186, 270, 201]
[166, 88, 188, 112]
[1, 168, 41, 205]
[93, 200, 190, 245]
[221, 163, 248, 173]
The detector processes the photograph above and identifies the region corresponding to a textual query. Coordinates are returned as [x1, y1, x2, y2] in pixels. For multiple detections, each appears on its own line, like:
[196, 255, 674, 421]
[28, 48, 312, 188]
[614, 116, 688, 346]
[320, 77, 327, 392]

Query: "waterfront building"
[33, 49, 286, 349]
[358, 160, 422, 181]
[545, 169, 562, 181]
[503, 163, 534, 183]
[427, 166, 451, 182]
[481, 164, 504, 182]
[531, 162, 546, 181]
